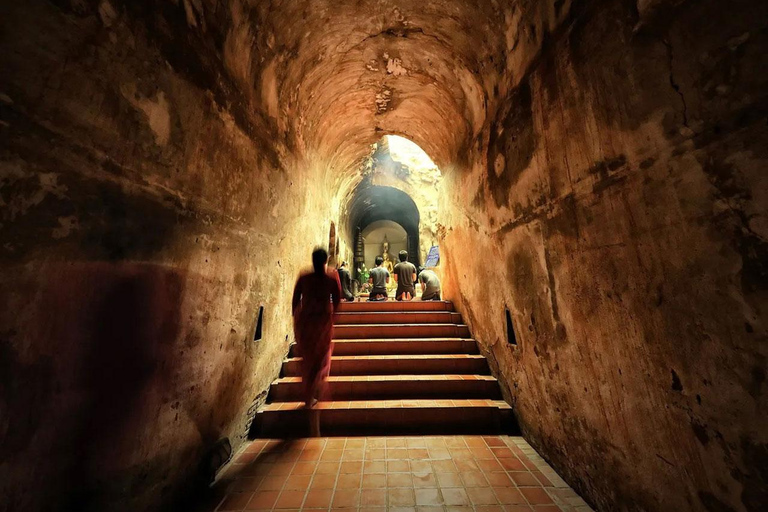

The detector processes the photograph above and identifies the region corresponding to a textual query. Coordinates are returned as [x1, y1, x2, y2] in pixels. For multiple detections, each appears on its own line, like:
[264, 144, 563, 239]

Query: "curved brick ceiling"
[234, 0, 562, 179]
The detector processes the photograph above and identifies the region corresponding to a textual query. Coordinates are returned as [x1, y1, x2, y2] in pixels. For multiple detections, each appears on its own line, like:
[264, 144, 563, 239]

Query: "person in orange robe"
[291, 247, 342, 408]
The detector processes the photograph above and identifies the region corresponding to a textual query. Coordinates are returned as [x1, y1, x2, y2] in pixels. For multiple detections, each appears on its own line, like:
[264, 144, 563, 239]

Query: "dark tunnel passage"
[345, 184, 422, 273]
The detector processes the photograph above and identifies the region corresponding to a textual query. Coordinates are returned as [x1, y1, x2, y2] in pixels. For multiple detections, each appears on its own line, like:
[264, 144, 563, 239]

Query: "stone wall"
[439, 0, 768, 510]
[0, 2, 337, 511]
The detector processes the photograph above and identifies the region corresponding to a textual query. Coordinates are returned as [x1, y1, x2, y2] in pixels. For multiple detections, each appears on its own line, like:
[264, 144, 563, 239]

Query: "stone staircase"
[251, 300, 514, 437]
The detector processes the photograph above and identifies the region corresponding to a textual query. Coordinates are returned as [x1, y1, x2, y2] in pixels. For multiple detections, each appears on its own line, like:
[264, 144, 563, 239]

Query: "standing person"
[393, 250, 417, 301]
[337, 261, 355, 301]
[291, 248, 342, 409]
[368, 256, 390, 301]
[418, 268, 442, 301]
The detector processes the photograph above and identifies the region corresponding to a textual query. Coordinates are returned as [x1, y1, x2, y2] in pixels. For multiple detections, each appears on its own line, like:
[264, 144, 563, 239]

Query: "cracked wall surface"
[1, 0, 767, 511]
[438, 0, 768, 511]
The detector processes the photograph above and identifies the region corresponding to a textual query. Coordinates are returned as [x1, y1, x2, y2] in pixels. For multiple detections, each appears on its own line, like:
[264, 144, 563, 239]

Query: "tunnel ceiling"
[220, 0, 565, 182]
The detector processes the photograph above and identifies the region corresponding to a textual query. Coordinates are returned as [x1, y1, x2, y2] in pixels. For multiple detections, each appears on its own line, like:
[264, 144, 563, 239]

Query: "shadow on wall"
[0, 262, 229, 511]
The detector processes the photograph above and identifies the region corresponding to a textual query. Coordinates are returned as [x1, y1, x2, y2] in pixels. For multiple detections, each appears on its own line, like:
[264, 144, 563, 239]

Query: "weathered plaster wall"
[439, 0, 768, 510]
[0, 2, 337, 511]
[4, 0, 767, 510]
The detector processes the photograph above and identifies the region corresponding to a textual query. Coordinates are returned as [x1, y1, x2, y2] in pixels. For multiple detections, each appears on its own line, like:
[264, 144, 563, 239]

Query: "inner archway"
[361, 220, 407, 269]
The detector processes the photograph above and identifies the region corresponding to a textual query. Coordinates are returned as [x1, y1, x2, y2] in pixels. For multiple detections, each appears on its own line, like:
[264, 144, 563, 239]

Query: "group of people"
[367, 250, 441, 302]
[291, 247, 443, 418]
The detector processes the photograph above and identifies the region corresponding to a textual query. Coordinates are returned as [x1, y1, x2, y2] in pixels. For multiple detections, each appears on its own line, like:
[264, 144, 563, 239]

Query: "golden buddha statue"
[381, 237, 395, 275]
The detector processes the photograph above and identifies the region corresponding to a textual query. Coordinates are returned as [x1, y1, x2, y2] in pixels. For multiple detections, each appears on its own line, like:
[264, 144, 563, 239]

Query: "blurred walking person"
[291, 248, 342, 416]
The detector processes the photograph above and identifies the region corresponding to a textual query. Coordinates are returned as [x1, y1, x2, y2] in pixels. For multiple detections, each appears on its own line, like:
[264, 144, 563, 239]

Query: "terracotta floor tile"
[388, 488, 417, 507]
[345, 438, 366, 449]
[274, 489, 305, 509]
[304, 439, 325, 449]
[450, 448, 473, 460]
[251, 463, 275, 477]
[366, 448, 386, 460]
[238, 452, 259, 464]
[486, 472, 514, 487]
[436, 472, 463, 487]
[494, 487, 527, 505]
[509, 472, 540, 487]
[232, 478, 262, 492]
[316, 462, 341, 475]
[363, 461, 387, 474]
[290, 462, 316, 475]
[455, 458, 480, 471]
[387, 473, 414, 487]
[415, 488, 443, 506]
[408, 448, 430, 459]
[413, 472, 438, 488]
[361, 488, 387, 507]
[218, 492, 253, 511]
[500, 458, 527, 471]
[428, 448, 452, 460]
[410, 460, 433, 473]
[478, 458, 504, 472]
[471, 447, 495, 459]
[520, 487, 554, 505]
[442, 488, 470, 506]
[432, 460, 458, 473]
[367, 438, 386, 449]
[467, 487, 499, 505]
[339, 461, 363, 474]
[424, 438, 446, 448]
[342, 448, 364, 461]
[298, 449, 322, 462]
[283, 475, 311, 490]
[337, 473, 362, 488]
[309, 473, 336, 489]
[387, 448, 409, 459]
[304, 489, 333, 508]
[492, 447, 515, 459]
[258, 474, 287, 491]
[245, 490, 279, 510]
[387, 460, 411, 472]
[362, 473, 387, 488]
[326, 439, 346, 449]
[331, 489, 360, 508]
[212, 437, 589, 512]
[532, 471, 553, 487]
[461, 471, 489, 487]
[321, 449, 343, 462]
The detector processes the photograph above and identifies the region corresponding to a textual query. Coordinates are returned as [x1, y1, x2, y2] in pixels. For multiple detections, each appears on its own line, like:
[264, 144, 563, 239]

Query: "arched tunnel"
[1, 1, 766, 511]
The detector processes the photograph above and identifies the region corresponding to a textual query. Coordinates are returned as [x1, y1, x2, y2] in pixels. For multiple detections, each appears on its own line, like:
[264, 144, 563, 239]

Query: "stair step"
[334, 323, 471, 339]
[337, 301, 453, 312]
[335, 311, 462, 325]
[252, 399, 515, 437]
[317, 338, 479, 356]
[282, 354, 489, 376]
[269, 374, 502, 401]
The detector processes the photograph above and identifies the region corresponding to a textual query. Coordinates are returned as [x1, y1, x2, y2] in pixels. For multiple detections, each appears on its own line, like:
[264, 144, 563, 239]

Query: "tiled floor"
[210, 436, 593, 512]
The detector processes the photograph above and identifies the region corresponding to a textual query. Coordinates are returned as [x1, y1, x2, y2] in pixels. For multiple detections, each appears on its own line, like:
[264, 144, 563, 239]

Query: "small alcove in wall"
[361, 220, 407, 269]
